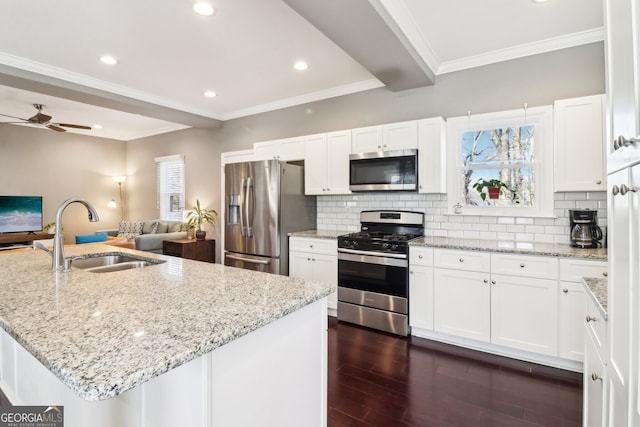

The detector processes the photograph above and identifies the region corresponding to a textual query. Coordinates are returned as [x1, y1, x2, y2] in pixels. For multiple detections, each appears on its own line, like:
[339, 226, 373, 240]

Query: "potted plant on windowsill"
[186, 199, 217, 240]
[472, 178, 513, 201]
[43, 222, 57, 234]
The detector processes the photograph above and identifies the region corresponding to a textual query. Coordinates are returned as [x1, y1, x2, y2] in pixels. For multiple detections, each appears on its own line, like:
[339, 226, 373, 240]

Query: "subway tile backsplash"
[317, 192, 608, 245]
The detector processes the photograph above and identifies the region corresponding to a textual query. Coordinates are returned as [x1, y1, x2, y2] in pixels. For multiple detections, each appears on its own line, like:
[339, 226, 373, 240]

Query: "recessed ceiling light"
[99, 55, 118, 65]
[93, 124, 103, 129]
[294, 61, 308, 71]
[531, 0, 550, 3]
[194, 2, 216, 16]
[204, 90, 217, 98]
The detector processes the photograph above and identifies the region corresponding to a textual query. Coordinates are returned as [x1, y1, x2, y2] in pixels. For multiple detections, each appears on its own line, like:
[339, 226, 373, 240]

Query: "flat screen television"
[0, 196, 43, 233]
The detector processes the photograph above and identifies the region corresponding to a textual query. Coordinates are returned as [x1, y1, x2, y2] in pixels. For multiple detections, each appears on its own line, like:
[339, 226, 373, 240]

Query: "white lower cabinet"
[289, 237, 337, 314]
[583, 294, 608, 427]
[409, 247, 434, 330]
[431, 249, 562, 359]
[558, 258, 608, 361]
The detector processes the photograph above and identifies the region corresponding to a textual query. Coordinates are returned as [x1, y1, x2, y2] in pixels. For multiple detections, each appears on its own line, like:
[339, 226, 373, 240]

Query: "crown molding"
[437, 27, 605, 75]
[221, 78, 385, 120]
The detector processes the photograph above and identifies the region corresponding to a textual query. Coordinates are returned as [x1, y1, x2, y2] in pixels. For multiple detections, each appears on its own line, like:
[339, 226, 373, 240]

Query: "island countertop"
[0, 244, 333, 401]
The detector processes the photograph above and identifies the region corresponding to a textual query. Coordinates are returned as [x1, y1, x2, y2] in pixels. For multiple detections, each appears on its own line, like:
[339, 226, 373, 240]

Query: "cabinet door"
[554, 95, 606, 191]
[326, 130, 352, 194]
[253, 140, 279, 160]
[351, 125, 383, 153]
[559, 281, 587, 361]
[417, 117, 446, 193]
[490, 274, 558, 356]
[383, 120, 418, 150]
[304, 133, 328, 195]
[278, 137, 305, 160]
[608, 168, 631, 427]
[606, 0, 640, 173]
[434, 268, 490, 342]
[584, 328, 606, 427]
[409, 265, 433, 330]
[289, 251, 315, 281]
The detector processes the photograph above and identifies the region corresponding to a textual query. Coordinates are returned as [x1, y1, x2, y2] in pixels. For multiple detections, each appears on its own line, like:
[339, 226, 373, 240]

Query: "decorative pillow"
[142, 220, 159, 235]
[168, 222, 185, 232]
[75, 232, 108, 244]
[156, 222, 169, 233]
[117, 220, 144, 239]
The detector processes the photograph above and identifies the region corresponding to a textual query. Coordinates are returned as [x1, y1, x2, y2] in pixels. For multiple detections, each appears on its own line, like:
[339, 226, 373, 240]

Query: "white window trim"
[446, 106, 554, 218]
[155, 154, 185, 221]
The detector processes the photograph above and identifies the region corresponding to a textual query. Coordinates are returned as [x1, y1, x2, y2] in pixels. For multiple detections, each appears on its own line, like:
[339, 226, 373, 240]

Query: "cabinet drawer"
[585, 296, 607, 356]
[409, 247, 433, 266]
[559, 258, 608, 282]
[490, 253, 558, 280]
[289, 237, 336, 255]
[434, 249, 490, 272]
[162, 242, 183, 257]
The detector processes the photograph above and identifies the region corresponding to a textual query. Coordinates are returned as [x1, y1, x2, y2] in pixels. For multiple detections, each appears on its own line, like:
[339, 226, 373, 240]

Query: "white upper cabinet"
[417, 117, 446, 193]
[351, 120, 418, 153]
[304, 131, 351, 195]
[254, 136, 305, 161]
[554, 95, 606, 191]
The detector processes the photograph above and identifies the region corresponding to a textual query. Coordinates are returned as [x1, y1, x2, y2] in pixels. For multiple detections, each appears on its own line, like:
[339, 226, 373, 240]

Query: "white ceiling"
[0, 0, 604, 141]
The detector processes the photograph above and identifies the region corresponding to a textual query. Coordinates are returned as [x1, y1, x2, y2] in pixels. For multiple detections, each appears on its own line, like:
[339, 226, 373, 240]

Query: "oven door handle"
[338, 248, 407, 259]
[338, 251, 408, 268]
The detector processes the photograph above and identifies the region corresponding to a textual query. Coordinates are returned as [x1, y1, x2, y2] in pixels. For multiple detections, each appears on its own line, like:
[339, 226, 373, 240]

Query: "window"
[446, 106, 553, 217]
[155, 154, 185, 221]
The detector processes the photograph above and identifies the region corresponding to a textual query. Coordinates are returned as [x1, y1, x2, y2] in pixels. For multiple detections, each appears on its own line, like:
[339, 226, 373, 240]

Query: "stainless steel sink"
[70, 254, 165, 273]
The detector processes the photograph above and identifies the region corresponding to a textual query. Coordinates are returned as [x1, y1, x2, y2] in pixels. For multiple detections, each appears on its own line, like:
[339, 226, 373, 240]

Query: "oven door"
[338, 251, 408, 311]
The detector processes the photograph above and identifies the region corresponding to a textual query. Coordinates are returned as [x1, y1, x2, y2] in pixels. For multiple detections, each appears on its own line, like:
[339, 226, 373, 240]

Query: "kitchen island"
[0, 244, 332, 427]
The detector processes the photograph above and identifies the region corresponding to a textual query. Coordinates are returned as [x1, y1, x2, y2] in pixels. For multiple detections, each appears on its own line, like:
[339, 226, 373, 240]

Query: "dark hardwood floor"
[328, 317, 583, 427]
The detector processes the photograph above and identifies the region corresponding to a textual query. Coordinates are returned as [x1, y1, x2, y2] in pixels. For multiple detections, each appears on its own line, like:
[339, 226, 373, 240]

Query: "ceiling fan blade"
[56, 123, 92, 130]
[46, 124, 66, 132]
[0, 113, 28, 121]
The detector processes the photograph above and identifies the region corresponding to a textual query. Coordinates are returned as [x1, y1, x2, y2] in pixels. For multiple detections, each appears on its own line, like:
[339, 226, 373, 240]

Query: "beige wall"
[0, 125, 125, 243]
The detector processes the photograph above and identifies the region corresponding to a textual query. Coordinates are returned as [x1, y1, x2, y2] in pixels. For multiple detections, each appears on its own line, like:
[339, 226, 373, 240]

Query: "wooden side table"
[162, 239, 215, 263]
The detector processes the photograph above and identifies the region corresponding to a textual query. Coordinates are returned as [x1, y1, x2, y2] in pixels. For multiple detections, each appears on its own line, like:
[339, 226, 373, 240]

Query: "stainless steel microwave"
[349, 149, 418, 192]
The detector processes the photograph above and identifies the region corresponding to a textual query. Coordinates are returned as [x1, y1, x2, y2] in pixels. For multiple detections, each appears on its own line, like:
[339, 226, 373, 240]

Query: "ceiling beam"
[0, 64, 223, 129]
[283, 0, 435, 91]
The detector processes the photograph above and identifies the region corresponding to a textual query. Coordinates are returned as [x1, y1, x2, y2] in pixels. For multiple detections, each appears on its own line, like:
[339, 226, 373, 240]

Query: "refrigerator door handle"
[240, 177, 247, 237]
[246, 176, 254, 237]
[226, 253, 271, 265]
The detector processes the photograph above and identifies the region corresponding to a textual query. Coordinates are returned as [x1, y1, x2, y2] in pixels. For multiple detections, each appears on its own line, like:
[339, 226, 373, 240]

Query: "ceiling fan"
[0, 104, 92, 132]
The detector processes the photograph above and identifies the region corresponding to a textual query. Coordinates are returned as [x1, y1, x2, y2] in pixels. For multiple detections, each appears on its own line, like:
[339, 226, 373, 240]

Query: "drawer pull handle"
[596, 180, 602, 185]
[586, 315, 597, 323]
[491, 280, 496, 285]
[519, 263, 525, 268]
[591, 372, 603, 382]
[418, 254, 423, 259]
[562, 288, 569, 293]
[459, 258, 464, 263]
[483, 279, 488, 284]
[603, 272, 608, 277]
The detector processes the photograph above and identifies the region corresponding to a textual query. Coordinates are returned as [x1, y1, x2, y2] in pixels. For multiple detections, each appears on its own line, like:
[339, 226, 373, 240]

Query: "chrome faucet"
[50, 198, 100, 270]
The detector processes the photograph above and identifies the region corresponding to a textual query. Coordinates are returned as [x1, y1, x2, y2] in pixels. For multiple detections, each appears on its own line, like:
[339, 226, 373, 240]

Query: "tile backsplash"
[317, 192, 607, 245]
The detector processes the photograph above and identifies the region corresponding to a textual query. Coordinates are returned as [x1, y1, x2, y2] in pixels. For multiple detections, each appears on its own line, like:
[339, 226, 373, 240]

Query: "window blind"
[155, 154, 185, 221]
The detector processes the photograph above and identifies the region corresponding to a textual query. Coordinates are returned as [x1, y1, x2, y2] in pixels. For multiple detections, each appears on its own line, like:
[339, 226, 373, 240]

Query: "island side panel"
[0, 297, 328, 427]
[209, 298, 328, 427]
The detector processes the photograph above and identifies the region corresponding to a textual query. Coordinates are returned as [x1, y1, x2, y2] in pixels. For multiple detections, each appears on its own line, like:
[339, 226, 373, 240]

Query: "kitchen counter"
[583, 277, 608, 320]
[0, 244, 332, 402]
[410, 236, 608, 260]
[289, 229, 349, 239]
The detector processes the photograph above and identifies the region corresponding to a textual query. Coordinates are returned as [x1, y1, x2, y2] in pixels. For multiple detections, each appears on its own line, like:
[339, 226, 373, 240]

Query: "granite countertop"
[0, 245, 332, 401]
[410, 236, 608, 260]
[583, 277, 608, 320]
[289, 230, 350, 239]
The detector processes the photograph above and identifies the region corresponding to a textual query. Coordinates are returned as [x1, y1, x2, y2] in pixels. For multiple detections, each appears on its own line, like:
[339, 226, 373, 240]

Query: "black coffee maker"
[569, 209, 603, 248]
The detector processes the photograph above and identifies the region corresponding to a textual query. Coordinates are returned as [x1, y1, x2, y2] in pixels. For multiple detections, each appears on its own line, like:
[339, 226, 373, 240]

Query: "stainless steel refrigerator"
[224, 159, 316, 275]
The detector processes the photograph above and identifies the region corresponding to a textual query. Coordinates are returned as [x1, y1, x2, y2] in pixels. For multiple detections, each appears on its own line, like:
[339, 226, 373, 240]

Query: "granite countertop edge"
[0, 245, 333, 401]
[582, 277, 608, 320]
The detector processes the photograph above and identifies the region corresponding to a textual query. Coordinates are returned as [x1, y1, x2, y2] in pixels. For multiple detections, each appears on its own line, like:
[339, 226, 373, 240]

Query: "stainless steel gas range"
[337, 210, 424, 336]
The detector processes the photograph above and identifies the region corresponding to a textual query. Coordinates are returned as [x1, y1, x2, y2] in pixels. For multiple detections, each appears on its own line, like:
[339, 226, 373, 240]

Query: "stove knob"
[391, 244, 399, 251]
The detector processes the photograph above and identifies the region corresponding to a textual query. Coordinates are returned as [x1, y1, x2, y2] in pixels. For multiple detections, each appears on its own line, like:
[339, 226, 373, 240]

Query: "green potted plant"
[186, 199, 217, 240]
[43, 221, 57, 234]
[472, 178, 509, 201]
